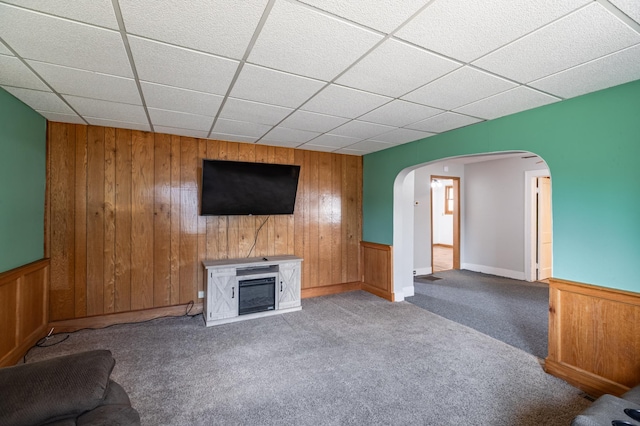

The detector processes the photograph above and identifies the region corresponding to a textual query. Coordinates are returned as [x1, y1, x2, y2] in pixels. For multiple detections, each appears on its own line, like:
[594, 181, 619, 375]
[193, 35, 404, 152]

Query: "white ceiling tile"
[209, 132, 258, 144]
[473, 3, 640, 83]
[36, 110, 85, 124]
[261, 127, 320, 143]
[0, 54, 48, 90]
[119, 0, 268, 59]
[402, 66, 518, 110]
[334, 148, 366, 155]
[28, 60, 141, 104]
[309, 134, 361, 148]
[279, 110, 349, 133]
[609, 0, 640, 23]
[0, 3, 132, 77]
[346, 140, 395, 153]
[85, 117, 151, 131]
[369, 128, 435, 144]
[213, 118, 272, 138]
[396, 0, 591, 62]
[454, 86, 560, 120]
[141, 81, 223, 116]
[1, 0, 118, 29]
[406, 112, 483, 133]
[257, 140, 302, 149]
[297, 144, 339, 152]
[129, 36, 239, 95]
[529, 44, 640, 99]
[230, 64, 326, 108]
[219, 98, 293, 126]
[301, 84, 391, 118]
[2, 86, 73, 114]
[148, 108, 213, 131]
[0, 44, 11, 55]
[154, 126, 209, 139]
[65, 95, 149, 124]
[248, 1, 383, 81]
[329, 120, 396, 139]
[336, 38, 460, 97]
[359, 100, 442, 127]
[298, 0, 429, 33]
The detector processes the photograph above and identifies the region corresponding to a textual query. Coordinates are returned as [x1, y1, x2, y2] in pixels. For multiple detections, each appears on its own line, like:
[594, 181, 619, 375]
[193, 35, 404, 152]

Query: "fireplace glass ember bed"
[238, 276, 276, 315]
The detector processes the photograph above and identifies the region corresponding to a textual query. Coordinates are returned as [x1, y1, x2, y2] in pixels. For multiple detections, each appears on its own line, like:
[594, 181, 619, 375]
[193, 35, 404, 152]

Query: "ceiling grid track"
[111, 0, 154, 133]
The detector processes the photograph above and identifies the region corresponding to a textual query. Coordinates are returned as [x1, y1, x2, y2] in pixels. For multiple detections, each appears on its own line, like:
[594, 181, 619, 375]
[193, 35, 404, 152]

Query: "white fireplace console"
[202, 255, 302, 327]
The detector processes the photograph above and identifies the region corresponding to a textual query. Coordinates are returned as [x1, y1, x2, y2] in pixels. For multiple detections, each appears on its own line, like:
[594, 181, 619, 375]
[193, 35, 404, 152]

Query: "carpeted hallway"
[24, 291, 587, 425]
[407, 269, 549, 359]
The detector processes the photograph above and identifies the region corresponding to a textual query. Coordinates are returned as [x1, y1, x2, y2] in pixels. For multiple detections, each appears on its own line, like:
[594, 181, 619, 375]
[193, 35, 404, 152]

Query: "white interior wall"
[432, 180, 453, 245]
[462, 157, 548, 279]
[413, 164, 464, 276]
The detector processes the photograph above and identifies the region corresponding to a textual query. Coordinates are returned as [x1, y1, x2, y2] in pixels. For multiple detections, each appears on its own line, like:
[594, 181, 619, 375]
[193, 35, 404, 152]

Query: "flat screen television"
[200, 159, 301, 216]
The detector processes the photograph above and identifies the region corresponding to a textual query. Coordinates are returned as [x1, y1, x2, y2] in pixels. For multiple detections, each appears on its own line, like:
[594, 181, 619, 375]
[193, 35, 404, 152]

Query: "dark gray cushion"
[102, 380, 131, 407]
[623, 385, 640, 405]
[0, 350, 115, 426]
[572, 394, 640, 426]
[76, 405, 141, 426]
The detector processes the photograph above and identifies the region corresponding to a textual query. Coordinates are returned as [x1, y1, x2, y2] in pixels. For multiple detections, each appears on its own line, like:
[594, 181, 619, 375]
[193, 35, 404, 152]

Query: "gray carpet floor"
[407, 270, 549, 359]
[25, 291, 589, 425]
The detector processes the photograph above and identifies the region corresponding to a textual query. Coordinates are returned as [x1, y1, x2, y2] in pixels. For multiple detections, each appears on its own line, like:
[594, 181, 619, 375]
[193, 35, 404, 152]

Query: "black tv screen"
[200, 159, 300, 216]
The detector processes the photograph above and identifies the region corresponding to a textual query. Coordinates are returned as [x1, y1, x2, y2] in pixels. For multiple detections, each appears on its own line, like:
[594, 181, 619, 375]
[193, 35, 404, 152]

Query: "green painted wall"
[0, 88, 47, 273]
[363, 79, 640, 293]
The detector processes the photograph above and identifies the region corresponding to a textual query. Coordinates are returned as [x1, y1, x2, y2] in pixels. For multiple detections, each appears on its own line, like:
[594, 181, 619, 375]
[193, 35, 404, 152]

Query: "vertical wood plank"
[74, 125, 88, 318]
[238, 143, 256, 258]
[154, 133, 172, 307]
[274, 147, 289, 257]
[318, 152, 332, 286]
[103, 127, 116, 313]
[307, 151, 319, 288]
[179, 137, 198, 303]
[86, 126, 105, 316]
[331, 154, 343, 285]
[254, 145, 270, 257]
[49, 123, 75, 320]
[216, 141, 229, 260]
[114, 129, 132, 312]
[225, 143, 240, 259]
[169, 135, 182, 305]
[196, 139, 208, 295]
[286, 148, 296, 255]
[205, 140, 219, 262]
[293, 149, 305, 286]
[131, 131, 154, 310]
[351, 156, 363, 282]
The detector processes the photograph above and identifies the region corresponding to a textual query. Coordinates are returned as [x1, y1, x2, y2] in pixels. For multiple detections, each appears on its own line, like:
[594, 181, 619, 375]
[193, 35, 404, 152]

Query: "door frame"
[524, 169, 551, 281]
[430, 175, 460, 272]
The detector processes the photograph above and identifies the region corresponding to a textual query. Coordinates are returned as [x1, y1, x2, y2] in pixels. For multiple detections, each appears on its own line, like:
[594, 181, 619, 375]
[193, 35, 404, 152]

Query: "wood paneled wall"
[0, 259, 49, 367]
[361, 242, 394, 301]
[46, 123, 362, 321]
[546, 278, 640, 397]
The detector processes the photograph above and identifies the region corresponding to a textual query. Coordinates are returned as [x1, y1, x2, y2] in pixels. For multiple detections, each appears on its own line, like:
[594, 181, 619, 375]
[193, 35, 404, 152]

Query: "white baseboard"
[413, 267, 432, 276]
[400, 286, 415, 300]
[461, 263, 525, 281]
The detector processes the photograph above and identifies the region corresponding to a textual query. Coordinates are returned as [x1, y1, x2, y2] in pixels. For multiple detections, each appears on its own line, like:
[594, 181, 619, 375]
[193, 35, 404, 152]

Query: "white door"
[278, 262, 301, 310]
[537, 177, 552, 280]
[208, 269, 238, 320]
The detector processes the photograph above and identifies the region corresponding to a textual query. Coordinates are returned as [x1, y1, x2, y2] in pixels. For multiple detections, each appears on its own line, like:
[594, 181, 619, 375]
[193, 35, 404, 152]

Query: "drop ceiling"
[1, 0, 639, 156]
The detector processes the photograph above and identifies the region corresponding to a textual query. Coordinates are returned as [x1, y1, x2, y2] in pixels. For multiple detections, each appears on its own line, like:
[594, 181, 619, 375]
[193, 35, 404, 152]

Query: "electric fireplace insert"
[238, 276, 276, 315]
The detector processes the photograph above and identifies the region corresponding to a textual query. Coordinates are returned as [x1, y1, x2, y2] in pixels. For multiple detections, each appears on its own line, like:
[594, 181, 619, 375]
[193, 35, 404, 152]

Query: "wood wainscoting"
[546, 278, 640, 397]
[46, 123, 362, 322]
[0, 259, 50, 367]
[361, 242, 393, 301]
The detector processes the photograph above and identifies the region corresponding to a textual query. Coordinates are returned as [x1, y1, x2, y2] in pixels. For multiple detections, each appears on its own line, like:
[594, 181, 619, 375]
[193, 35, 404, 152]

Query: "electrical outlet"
[198, 291, 204, 299]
